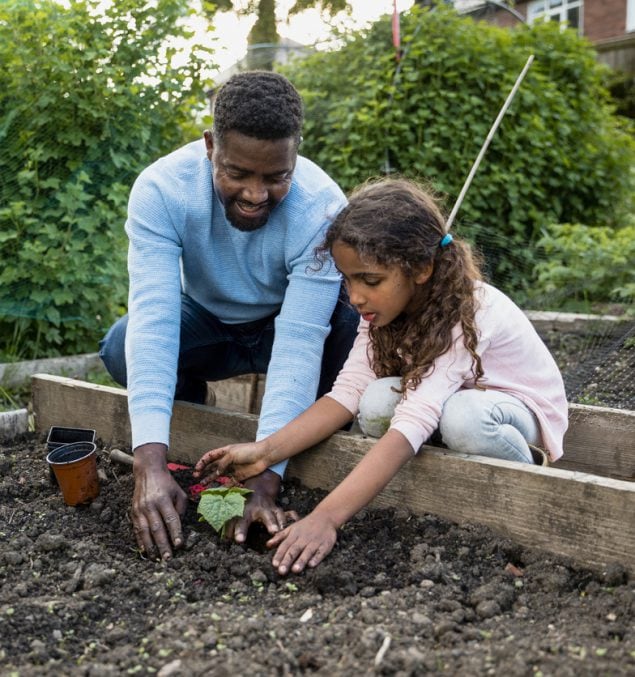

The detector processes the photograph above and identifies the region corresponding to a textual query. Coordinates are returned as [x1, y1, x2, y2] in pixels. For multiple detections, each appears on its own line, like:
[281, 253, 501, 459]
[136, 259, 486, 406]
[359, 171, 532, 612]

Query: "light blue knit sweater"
[124, 139, 346, 474]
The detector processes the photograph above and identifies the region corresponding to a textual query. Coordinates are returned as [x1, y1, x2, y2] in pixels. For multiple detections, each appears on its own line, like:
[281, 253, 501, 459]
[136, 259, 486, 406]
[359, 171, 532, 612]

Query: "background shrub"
[283, 5, 635, 299]
[0, 0, 213, 360]
[535, 222, 635, 312]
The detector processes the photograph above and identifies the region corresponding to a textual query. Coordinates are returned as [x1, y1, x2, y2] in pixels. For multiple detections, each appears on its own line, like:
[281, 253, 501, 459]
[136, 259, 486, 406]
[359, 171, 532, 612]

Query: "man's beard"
[225, 201, 271, 232]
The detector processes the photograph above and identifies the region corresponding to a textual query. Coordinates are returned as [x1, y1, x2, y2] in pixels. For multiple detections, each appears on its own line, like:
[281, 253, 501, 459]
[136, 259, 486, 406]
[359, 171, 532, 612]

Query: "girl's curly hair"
[315, 177, 485, 394]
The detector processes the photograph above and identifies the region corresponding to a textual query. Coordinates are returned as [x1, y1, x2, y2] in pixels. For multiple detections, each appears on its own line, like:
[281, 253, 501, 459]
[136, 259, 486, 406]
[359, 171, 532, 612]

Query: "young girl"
[193, 177, 568, 575]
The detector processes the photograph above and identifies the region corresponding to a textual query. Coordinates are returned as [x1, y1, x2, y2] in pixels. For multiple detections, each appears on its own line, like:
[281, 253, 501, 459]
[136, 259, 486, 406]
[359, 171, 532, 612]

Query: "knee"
[98, 316, 128, 386]
[358, 377, 402, 438]
[439, 391, 482, 452]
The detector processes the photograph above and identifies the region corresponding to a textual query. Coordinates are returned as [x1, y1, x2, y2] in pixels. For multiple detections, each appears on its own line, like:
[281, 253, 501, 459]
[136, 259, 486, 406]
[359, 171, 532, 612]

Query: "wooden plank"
[555, 404, 635, 480]
[0, 353, 103, 389]
[31, 374, 257, 453]
[210, 374, 265, 414]
[0, 409, 29, 442]
[524, 310, 628, 337]
[31, 374, 634, 481]
[30, 374, 635, 575]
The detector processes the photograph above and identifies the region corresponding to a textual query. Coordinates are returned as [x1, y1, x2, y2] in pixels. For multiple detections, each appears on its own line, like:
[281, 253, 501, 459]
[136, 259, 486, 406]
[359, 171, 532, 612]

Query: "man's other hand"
[224, 469, 296, 543]
[132, 443, 188, 560]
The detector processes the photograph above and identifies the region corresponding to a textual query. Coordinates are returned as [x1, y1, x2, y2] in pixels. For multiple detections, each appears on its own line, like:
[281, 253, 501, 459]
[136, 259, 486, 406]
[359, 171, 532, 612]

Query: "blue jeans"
[358, 378, 542, 464]
[439, 389, 542, 464]
[99, 290, 359, 404]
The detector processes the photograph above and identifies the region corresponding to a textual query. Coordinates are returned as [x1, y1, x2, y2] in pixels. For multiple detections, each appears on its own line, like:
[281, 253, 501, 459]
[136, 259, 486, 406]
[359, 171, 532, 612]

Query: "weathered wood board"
[31, 374, 635, 575]
[0, 353, 103, 389]
[31, 374, 635, 481]
[524, 310, 628, 336]
[559, 405, 635, 480]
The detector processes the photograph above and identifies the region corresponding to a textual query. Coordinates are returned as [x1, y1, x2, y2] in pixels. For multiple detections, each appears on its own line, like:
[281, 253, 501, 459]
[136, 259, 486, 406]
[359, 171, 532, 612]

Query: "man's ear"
[414, 263, 433, 285]
[203, 129, 214, 159]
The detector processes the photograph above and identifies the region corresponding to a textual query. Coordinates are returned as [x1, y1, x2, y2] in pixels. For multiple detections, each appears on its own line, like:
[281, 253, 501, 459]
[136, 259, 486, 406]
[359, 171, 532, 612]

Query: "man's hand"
[132, 443, 188, 560]
[266, 511, 338, 575]
[223, 469, 296, 543]
[193, 441, 269, 484]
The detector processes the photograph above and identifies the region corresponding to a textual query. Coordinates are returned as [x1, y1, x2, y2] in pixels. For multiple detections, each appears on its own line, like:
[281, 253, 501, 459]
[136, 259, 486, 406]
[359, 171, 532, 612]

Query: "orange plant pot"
[46, 442, 100, 506]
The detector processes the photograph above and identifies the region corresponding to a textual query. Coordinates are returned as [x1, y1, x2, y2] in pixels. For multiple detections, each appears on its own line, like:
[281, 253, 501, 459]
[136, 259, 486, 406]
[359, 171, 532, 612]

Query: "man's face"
[205, 129, 297, 232]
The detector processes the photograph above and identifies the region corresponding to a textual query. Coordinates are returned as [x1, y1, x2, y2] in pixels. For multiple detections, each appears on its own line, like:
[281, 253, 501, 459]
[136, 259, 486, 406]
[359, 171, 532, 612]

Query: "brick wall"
[585, 0, 628, 41]
[481, 0, 629, 41]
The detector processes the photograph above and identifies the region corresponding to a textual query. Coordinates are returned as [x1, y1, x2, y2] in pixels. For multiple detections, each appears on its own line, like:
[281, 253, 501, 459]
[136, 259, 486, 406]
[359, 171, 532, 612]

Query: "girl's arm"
[194, 396, 354, 482]
[267, 429, 415, 575]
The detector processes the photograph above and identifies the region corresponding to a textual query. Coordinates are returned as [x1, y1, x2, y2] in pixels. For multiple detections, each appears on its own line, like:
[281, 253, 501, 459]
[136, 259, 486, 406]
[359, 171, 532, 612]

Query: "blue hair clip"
[440, 233, 453, 248]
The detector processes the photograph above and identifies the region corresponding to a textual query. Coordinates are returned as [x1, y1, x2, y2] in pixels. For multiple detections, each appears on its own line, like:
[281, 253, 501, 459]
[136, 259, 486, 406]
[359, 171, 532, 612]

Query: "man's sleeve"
[255, 195, 345, 477]
[125, 171, 183, 451]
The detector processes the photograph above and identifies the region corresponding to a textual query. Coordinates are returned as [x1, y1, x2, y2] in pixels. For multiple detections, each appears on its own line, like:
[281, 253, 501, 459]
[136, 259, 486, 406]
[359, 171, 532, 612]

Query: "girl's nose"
[347, 283, 365, 308]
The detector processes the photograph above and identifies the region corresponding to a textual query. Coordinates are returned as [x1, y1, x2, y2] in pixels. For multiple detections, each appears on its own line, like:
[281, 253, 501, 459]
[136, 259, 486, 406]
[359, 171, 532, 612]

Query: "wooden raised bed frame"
[31, 374, 635, 576]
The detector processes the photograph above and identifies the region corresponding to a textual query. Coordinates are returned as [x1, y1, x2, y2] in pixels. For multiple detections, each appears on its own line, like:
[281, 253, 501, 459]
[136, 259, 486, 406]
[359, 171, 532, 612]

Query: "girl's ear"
[414, 263, 433, 285]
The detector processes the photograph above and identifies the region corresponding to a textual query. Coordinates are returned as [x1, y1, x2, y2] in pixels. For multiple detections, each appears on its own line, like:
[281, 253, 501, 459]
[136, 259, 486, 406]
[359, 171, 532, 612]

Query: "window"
[628, 0, 635, 32]
[527, 0, 583, 34]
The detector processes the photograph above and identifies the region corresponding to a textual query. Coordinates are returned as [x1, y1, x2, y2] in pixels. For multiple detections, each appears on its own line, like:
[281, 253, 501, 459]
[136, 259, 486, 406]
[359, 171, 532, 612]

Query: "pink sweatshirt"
[326, 282, 568, 460]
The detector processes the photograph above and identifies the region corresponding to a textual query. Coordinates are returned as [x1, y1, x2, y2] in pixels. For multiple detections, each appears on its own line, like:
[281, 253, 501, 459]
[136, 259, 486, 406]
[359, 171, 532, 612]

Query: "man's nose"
[242, 178, 268, 204]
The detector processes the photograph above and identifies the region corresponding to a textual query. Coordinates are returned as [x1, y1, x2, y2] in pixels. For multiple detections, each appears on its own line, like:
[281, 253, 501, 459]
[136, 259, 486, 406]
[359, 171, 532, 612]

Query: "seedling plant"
[197, 486, 253, 538]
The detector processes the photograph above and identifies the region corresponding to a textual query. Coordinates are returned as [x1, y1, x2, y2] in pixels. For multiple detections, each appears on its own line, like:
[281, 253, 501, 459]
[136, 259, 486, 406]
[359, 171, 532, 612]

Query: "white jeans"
[358, 378, 542, 464]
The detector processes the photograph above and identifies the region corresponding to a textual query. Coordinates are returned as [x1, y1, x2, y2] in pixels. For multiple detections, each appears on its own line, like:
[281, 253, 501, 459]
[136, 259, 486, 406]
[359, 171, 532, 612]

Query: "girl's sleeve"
[324, 319, 377, 416]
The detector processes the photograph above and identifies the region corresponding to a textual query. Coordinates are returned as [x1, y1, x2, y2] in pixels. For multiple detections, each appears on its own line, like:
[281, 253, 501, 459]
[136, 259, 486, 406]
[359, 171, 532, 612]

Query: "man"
[99, 71, 358, 561]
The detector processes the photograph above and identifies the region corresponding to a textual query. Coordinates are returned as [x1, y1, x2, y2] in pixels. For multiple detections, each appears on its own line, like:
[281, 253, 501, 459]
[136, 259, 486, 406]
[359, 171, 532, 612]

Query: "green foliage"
[606, 69, 635, 119]
[197, 486, 253, 538]
[282, 5, 635, 295]
[533, 222, 635, 311]
[205, 1, 350, 52]
[0, 385, 26, 412]
[288, 0, 349, 15]
[0, 0, 214, 360]
[246, 0, 278, 70]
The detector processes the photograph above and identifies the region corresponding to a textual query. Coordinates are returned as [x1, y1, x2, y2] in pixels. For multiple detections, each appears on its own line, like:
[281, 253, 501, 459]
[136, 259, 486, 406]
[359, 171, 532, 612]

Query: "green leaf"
[197, 487, 254, 538]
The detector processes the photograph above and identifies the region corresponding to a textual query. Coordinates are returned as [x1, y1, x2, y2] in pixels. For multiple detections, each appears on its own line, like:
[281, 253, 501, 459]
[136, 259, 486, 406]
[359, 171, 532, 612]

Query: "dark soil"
[1, 434, 633, 676]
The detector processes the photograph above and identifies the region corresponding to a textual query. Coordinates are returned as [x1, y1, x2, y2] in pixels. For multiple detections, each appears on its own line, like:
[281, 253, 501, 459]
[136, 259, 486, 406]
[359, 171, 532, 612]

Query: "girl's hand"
[193, 441, 269, 484]
[266, 512, 338, 575]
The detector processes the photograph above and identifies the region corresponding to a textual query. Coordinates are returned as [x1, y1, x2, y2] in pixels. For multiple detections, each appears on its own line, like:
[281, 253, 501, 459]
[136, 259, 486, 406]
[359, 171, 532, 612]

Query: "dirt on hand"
[0, 433, 633, 676]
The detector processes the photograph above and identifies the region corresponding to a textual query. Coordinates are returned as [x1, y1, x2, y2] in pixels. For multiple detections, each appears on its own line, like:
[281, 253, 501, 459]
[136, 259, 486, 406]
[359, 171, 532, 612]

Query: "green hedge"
[535, 222, 635, 312]
[283, 5, 635, 297]
[0, 0, 212, 360]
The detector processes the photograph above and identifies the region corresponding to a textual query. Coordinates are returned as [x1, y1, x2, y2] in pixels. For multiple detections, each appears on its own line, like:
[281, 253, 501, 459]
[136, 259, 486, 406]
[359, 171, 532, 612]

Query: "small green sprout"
[197, 486, 253, 538]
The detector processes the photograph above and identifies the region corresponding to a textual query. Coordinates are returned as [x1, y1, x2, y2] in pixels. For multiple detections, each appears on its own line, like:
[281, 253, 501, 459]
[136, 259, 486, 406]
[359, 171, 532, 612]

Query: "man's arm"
[124, 166, 186, 558]
[255, 200, 346, 476]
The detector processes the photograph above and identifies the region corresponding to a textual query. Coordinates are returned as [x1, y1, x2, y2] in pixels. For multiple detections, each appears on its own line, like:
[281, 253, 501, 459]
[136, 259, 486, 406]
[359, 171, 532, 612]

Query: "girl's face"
[332, 240, 432, 327]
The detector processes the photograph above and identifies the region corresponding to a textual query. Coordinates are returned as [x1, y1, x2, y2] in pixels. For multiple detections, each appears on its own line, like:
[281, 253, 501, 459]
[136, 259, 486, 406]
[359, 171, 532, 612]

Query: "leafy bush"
[283, 5, 635, 296]
[606, 69, 635, 119]
[533, 222, 635, 312]
[0, 0, 213, 360]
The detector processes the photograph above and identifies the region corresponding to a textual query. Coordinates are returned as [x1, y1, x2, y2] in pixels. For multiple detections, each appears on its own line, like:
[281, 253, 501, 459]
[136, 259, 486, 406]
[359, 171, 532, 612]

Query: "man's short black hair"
[212, 71, 304, 144]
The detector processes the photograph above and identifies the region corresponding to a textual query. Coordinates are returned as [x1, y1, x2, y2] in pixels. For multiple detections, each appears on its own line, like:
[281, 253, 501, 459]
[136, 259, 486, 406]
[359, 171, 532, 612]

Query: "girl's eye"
[364, 278, 381, 287]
